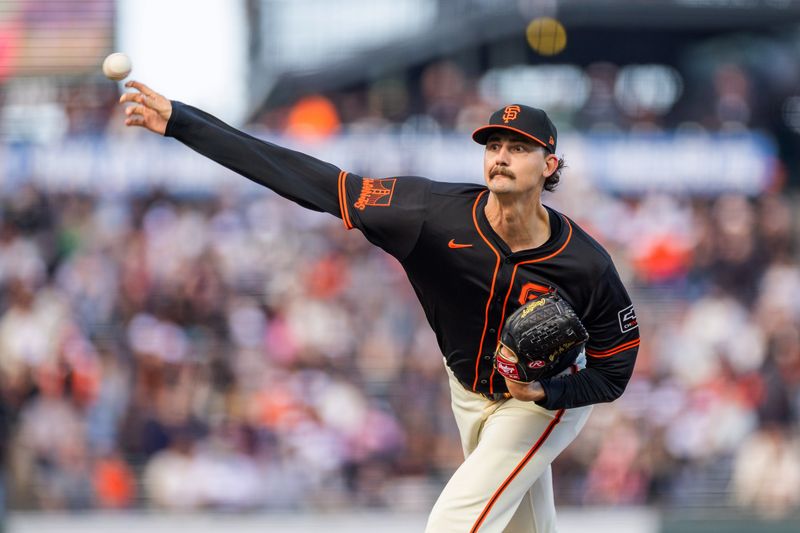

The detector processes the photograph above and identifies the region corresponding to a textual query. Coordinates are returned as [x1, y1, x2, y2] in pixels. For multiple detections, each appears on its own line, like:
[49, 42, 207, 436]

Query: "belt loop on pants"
[480, 391, 512, 401]
[457, 376, 509, 401]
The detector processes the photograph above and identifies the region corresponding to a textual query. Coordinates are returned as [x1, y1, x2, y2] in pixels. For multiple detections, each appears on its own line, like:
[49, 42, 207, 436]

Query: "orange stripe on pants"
[426, 360, 592, 533]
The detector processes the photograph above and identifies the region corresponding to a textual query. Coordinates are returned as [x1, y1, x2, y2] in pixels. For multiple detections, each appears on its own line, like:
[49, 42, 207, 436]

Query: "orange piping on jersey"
[495, 216, 574, 342]
[470, 408, 565, 532]
[337, 170, 346, 227]
[586, 338, 640, 358]
[337, 171, 354, 230]
[336, 170, 343, 224]
[472, 190, 502, 391]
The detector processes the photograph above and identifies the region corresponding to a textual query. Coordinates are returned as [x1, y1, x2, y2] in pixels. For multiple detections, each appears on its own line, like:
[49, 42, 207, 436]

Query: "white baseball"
[102, 52, 132, 81]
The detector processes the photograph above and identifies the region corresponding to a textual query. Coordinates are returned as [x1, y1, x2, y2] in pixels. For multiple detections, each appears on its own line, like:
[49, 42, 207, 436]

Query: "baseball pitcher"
[120, 82, 640, 532]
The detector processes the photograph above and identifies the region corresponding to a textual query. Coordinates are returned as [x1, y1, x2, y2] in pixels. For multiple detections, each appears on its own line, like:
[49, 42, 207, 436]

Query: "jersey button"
[480, 379, 488, 384]
[489, 328, 496, 334]
[484, 355, 491, 360]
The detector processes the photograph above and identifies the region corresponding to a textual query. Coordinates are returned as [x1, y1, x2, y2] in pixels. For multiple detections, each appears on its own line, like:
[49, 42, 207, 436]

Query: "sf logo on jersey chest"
[517, 282, 554, 305]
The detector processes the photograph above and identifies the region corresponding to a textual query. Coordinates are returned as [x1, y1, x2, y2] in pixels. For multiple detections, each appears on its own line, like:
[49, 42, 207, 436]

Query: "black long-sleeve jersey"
[166, 102, 640, 410]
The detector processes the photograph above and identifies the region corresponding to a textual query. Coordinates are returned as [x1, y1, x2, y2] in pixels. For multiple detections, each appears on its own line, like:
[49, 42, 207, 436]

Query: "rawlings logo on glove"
[494, 293, 588, 383]
[495, 352, 521, 381]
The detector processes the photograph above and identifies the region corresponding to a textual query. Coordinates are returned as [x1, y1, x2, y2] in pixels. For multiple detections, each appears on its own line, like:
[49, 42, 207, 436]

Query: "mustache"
[490, 167, 516, 179]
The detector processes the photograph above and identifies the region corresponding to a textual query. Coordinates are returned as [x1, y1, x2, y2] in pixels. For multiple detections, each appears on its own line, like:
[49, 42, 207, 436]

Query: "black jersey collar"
[476, 192, 568, 260]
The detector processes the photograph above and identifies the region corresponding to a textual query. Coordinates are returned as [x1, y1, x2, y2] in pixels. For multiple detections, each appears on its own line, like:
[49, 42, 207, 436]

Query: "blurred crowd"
[1, 52, 800, 520]
[0, 183, 465, 512]
[0, 181, 799, 517]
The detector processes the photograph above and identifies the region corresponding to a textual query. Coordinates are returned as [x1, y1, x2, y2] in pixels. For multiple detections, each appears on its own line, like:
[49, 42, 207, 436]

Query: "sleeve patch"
[618, 304, 638, 333]
[354, 178, 396, 210]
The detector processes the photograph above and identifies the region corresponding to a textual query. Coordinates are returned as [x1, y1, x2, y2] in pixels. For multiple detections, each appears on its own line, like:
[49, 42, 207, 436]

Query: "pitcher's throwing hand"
[119, 81, 173, 135]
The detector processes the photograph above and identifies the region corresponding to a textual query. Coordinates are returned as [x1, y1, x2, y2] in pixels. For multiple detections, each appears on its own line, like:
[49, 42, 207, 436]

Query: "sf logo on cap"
[502, 105, 521, 123]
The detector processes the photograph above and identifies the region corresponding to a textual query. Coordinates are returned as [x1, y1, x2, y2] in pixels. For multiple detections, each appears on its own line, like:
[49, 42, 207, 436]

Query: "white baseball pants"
[425, 361, 592, 533]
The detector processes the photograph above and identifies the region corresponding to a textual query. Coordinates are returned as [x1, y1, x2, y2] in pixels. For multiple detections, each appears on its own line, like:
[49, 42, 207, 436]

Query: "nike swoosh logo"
[448, 239, 473, 249]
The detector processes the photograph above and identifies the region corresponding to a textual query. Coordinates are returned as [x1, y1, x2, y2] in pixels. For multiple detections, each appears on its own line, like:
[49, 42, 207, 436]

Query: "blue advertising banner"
[0, 130, 778, 195]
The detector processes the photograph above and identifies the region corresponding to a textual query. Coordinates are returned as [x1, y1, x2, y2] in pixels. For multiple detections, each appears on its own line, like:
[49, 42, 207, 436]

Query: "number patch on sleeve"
[618, 304, 638, 333]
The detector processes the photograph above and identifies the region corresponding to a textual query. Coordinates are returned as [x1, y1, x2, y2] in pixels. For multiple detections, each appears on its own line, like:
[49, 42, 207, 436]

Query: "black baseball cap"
[472, 104, 557, 153]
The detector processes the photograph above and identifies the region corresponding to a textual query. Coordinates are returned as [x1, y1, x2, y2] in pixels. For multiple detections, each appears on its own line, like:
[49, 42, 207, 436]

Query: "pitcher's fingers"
[125, 105, 146, 117]
[119, 93, 145, 105]
[124, 115, 146, 127]
[124, 80, 156, 97]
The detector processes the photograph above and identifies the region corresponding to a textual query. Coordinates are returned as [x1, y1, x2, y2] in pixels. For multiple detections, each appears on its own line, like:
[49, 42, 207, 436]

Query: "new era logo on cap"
[472, 104, 558, 153]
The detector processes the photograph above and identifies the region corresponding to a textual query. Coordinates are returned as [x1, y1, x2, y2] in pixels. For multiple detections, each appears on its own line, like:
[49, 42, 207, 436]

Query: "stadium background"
[1, 0, 800, 531]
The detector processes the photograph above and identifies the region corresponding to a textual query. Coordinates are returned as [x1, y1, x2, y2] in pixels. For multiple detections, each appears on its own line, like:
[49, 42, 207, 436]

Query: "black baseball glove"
[494, 293, 588, 383]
